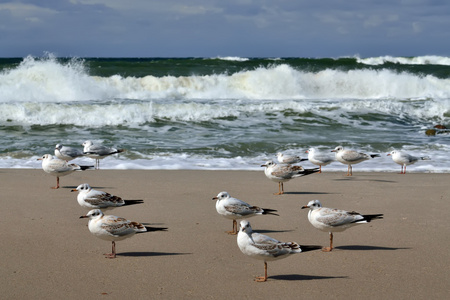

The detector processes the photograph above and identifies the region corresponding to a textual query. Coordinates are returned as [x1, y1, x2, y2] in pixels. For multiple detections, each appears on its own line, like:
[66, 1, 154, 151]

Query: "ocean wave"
[1, 97, 448, 127]
[1, 56, 450, 103]
[356, 55, 450, 66]
[213, 56, 250, 62]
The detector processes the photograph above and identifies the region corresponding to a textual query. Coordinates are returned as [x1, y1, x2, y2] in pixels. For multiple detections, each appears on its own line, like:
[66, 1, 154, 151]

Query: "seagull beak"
[37, 158, 42, 161]
[79, 215, 88, 219]
[71, 189, 77, 192]
[387, 153, 391, 156]
[260, 164, 266, 167]
[212, 197, 218, 201]
[331, 150, 336, 152]
[301, 205, 309, 209]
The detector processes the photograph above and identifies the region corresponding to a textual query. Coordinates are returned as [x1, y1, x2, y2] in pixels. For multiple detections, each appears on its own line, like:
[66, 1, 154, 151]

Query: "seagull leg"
[255, 261, 268, 282]
[403, 165, 406, 174]
[226, 220, 238, 235]
[322, 232, 333, 252]
[52, 177, 60, 189]
[104, 241, 117, 258]
[319, 165, 322, 173]
[274, 182, 283, 195]
[346, 165, 352, 176]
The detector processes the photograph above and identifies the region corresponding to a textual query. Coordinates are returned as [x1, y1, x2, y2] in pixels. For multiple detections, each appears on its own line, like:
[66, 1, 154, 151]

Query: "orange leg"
[51, 177, 60, 189]
[346, 165, 353, 176]
[255, 261, 268, 282]
[274, 182, 284, 195]
[226, 220, 238, 235]
[104, 241, 117, 258]
[322, 232, 334, 252]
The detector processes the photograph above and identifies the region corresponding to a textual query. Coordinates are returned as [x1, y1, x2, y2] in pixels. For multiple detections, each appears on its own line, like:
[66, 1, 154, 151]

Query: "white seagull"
[72, 183, 143, 209]
[302, 200, 383, 252]
[237, 220, 304, 282]
[212, 191, 278, 235]
[331, 146, 380, 176]
[37, 154, 93, 189]
[82, 140, 125, 169]
[54, 144, 84, 161]
[276, 152, 307, 164]
[80, 209, 167, 258]
[387, 150, 430, 174]
[306, 147, 335, 173]
[261, 160, 320, 195]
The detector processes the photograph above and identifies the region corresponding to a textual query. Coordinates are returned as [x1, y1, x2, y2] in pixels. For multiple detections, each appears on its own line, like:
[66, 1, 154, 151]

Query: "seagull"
[301, 200, 383, 252]
[331, 146, 380, 176]
[82, 140, 125, 169]
[261, 160, 320, 195]
[237, 220, 303, 282]
[37, 154, 93, 189]
[276, 152, 307, 164]
[212, 191, 278, 235]
[305, 148, 335, 173]
[387, 150, 430, 174]
[80, 209, 167, 258]
[71, 183, 144, 209]
[54, 144, 84, 161]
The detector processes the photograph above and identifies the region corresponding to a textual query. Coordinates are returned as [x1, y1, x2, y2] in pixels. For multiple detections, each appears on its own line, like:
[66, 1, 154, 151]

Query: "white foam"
[2, 57, 450, 105]
[214, 56, 250, 62]
[356, 55, 450, 66]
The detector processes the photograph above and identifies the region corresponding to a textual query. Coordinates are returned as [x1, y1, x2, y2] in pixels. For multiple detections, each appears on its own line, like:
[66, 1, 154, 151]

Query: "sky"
[0, 0, 449, 58]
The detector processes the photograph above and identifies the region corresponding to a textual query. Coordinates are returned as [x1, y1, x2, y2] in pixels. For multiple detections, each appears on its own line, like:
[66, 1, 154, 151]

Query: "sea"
[0, 54, 449, 172]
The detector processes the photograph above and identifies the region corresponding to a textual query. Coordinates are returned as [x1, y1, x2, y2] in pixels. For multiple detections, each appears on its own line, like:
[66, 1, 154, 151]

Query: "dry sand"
[1, 169, 449, 299]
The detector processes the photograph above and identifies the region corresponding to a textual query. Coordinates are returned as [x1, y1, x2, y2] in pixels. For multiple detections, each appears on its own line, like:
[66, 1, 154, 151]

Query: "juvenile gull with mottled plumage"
[80, 209, 166, 258]
[261, 160, 319, 195]
[302, 200, 383, 252]
[212, 191, 278, 235]
[72, 183, 143, 209]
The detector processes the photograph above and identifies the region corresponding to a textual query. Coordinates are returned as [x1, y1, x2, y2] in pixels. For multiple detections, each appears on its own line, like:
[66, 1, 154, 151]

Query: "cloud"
[0, 0, 449, 57]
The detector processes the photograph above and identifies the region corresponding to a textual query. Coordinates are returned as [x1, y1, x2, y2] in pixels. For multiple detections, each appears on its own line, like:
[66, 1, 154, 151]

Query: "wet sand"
[1, 169, 449, 299]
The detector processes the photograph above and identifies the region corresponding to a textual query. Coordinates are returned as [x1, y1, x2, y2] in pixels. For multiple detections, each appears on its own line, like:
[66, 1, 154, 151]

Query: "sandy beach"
[1, 169, 449, 299]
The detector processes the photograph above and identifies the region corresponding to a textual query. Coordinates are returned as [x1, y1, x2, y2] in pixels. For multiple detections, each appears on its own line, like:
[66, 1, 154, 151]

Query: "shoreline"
[1, 169, 449, 299]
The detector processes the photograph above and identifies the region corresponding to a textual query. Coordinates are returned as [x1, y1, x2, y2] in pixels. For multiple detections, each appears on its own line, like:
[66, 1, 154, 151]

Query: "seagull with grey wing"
[82, 140, 125, 169]
[72, 183, 143, 210]
[331, 146, 380, 176]
[212, 191, 278, 235]
[276, 152, 308, 164]
[306, 147, 335, 173]
[261, 160, 320, 195]
[55, 144, 85, 161]
[80, 209, 167, 258]
[237, 220, 319, 282]
[302, 200, 383, 252]
[387, 150, 430, 174]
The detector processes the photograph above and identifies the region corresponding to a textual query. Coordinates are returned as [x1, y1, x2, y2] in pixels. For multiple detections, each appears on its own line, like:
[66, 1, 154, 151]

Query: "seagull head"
[80, 209, 104, 219]
[212, 191, 230, 201]
[37, 154, 52, 161]
[72, 183, 91, 193]
[301, 200, 322, 210]
[331, 146, 343, 153]
[261, 160, 275, 168]
[387, 150, 397, 156]
[239, 220, 252, 234]
[82, 140, 93, 147]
